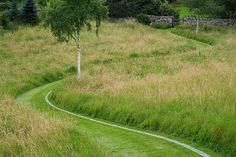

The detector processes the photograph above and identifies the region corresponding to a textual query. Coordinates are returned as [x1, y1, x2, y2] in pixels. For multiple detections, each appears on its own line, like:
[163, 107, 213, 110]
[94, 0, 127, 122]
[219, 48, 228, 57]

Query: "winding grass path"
[17, 79, 221, 157]
[15, 29, 218, 157]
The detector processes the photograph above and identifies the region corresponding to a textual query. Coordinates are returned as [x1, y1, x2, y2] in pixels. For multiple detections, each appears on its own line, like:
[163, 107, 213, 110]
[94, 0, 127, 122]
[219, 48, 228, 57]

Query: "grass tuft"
[0, 98, 105, 157]
[171, 25, 221, 45]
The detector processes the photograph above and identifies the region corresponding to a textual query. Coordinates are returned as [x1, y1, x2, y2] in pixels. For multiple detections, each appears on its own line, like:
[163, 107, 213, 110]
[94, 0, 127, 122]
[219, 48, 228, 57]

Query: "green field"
[51, 21, 236, 156]
[0, 20, 235, 157]
[0, 26, 104, 157]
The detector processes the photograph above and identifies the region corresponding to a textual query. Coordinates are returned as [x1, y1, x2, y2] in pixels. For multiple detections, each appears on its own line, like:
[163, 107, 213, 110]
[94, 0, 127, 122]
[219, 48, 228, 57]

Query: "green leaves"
[106, 0, 178, 18]
[43, 0, 108, 44]
[183, 0, 224, 18]
[23, 0, 38, 25]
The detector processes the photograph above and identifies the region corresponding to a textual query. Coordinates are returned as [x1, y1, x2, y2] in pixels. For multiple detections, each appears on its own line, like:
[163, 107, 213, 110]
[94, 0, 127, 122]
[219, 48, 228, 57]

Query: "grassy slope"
[50, 21, 236, 156]
[0, 20, 235, 156]
[0, 26, 77, 97]
[25, 80, 219, 157]
[0, 20, 213, 157]
[0, 98, 105, 157]
[171, 25, 229, 45]
[0, 26, 104, 156]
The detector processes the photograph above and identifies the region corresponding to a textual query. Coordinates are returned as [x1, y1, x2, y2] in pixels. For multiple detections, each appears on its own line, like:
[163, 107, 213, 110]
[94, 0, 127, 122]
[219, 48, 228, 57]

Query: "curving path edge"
[46, 91, 210, 157]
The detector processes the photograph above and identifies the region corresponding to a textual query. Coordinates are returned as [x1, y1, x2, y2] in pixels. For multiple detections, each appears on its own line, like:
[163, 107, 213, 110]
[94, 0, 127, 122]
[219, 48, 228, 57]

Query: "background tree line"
[106, 0, 179, 18]
[106, 0, 236, 19]
[0, 0, 43, 28]
[183, 0, 236, 19]
[1, 0, 236, 30]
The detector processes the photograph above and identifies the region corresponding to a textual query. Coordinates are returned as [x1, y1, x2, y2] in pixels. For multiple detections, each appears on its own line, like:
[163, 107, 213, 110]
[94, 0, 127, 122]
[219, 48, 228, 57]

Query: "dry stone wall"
[183, 17, 236, 27]
[144, 15, 236, 27]
[148, 15, 175, 26]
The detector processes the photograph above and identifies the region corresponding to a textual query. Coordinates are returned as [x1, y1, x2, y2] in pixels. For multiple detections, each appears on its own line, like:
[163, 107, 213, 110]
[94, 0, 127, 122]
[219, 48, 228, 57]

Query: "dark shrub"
[218, 0, 236, 18]
[151, 22, 172, 29]
[106, 0, 179, 19]
[7, 0, 18, 21]
[0, 12, 9, 29]
[159, 2, 179, 18]
[136, 13, 151, 25]
[136, 0, 162, 16]
[106, 0, 131, 18]
[22, 0, 38, 25]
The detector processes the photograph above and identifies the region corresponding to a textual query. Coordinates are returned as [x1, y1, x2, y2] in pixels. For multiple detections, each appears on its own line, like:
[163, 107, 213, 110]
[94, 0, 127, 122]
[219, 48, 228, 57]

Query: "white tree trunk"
[77, 45, 81, 79]
[196, 16, 199, 34]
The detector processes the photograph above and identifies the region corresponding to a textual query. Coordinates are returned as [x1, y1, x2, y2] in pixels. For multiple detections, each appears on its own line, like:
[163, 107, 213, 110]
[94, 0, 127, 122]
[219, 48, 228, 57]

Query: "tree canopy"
[218, 0, 236, 18]
[23, 0, 38, 24]
[106, 0, 178, 18]
[182, 0, 236, 19]
[43, 0, 107, 44]
[43, 0, 108, 78]
[183, 0, 224, 18]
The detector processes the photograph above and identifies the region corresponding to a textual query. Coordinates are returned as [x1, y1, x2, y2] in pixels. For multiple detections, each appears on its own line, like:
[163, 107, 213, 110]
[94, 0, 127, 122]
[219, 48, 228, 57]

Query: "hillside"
[0, 20, 235, 157]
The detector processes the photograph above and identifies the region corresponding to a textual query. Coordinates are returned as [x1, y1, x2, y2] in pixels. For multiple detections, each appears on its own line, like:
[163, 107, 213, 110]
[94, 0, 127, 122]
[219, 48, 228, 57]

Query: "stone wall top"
[148, 15, 175, 26]
[183, 17, 236, 27]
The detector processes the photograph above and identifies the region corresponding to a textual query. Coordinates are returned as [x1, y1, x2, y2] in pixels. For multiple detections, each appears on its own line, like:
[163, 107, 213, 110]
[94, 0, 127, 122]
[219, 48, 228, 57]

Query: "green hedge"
[171, 26, 216, 45]
[106, 0, 178, 18]
[136, 13, 151, 25]
[151, 22, 172, 29]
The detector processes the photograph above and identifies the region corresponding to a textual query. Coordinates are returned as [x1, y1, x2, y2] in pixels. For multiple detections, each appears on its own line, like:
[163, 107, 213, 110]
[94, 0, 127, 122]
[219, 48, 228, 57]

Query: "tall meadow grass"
[0, 98, 105, 157]
[1, 20, 235, 156]
[51, 21, 236, 156]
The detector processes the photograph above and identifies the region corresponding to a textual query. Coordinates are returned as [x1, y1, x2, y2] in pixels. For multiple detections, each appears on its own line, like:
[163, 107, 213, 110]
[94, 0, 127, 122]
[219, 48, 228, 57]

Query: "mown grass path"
[17, 79, 221, 157]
